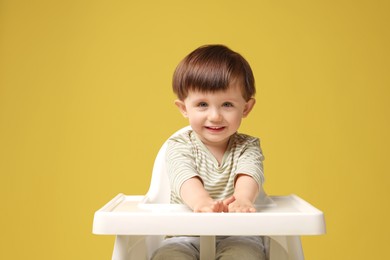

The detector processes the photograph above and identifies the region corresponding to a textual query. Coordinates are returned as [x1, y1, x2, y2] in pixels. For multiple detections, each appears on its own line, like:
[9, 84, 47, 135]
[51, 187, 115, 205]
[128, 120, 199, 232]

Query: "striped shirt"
[166, 130, 264, 204]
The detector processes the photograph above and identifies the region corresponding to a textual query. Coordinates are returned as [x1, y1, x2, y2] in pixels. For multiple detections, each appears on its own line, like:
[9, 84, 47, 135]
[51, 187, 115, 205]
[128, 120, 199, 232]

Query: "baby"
[152, 44, 266, 260]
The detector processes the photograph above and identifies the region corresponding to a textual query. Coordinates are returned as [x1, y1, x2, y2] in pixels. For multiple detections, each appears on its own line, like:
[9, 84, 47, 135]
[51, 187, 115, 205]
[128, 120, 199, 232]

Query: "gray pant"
[151, 236, 266, 260]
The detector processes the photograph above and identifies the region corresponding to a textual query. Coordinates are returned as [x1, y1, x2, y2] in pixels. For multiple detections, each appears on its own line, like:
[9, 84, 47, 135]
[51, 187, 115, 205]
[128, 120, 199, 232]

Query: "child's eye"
[222, 102, 233, 107]
[197, 102, 208, 107]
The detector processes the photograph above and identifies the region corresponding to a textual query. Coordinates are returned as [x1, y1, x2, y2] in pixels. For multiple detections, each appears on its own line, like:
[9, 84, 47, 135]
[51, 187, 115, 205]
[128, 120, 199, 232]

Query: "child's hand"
[222, 195, 236, 212]
[228, 198, 256, 213]
[192, 196, 236, 212]
[193, 198, 226, 212]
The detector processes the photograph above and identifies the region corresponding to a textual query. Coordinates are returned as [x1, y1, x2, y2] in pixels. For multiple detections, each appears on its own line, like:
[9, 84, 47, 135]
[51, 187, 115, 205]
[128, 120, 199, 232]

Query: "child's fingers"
[213, 200, 225, 212]
[223, 196, 235, 206]
[228, 204, 257, 213]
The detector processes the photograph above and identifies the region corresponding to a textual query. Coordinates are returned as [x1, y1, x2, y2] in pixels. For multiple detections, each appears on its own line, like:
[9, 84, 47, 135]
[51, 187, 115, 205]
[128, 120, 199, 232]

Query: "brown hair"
[172, 44, 255, 101]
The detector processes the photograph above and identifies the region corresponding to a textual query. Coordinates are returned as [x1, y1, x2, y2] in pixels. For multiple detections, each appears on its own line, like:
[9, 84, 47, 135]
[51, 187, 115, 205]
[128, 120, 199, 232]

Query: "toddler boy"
[152, 44, 266, 260]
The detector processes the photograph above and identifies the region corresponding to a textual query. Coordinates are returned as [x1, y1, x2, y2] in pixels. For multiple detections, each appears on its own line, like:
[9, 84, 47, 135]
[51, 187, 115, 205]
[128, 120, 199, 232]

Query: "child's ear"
[174, 99, 188, 118]
[243, 98, 256, 118]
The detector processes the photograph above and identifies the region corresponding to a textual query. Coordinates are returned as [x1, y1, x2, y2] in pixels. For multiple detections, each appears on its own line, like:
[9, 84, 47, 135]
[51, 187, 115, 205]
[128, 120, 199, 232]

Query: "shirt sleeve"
[165, 136, 200, 200]
[235, 138, 265, 188]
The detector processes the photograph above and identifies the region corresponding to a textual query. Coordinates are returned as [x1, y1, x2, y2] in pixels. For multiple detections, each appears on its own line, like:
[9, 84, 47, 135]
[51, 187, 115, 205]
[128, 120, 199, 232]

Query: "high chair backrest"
[142, 126, 191, 204]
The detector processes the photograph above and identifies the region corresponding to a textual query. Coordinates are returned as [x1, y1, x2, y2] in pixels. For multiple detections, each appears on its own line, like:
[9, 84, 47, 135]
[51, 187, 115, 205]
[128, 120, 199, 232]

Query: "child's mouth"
[205, 126, 225, 131]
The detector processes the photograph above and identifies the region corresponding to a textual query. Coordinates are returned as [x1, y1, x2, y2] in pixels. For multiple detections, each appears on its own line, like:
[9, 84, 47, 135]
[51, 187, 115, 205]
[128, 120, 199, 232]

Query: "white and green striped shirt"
[166, 130, 264, 204]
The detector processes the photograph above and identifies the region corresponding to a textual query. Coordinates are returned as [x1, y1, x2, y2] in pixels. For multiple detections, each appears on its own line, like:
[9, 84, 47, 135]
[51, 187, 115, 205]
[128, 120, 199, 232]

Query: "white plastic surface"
[93, 193, 325, 236]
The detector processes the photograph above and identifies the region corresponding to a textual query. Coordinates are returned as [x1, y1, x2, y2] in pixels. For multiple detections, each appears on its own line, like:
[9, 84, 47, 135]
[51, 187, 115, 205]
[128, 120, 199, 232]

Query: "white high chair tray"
[93, 194, 325, 236]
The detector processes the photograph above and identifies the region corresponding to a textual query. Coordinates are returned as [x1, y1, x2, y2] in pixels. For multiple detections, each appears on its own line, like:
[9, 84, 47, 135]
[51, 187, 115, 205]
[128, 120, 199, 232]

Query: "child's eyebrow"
[219, 96, 244, 102]
[190, 98, 242, 104]
[189, 97, 208, 102]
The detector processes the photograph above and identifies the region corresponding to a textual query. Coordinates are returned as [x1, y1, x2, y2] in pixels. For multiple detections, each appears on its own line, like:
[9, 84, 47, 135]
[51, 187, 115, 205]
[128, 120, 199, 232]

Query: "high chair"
[93, 126, 326, 260]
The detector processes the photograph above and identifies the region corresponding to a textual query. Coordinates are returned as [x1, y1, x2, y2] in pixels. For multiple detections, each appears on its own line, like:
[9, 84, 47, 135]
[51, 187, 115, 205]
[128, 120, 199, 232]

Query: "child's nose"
[208, 108, 223, 122]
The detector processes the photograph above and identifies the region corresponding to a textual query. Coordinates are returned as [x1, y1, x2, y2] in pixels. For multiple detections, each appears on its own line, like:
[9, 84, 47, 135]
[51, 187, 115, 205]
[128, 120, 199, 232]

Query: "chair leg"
[269, 236, 288, 260]
[268, 236, 304, 260]
[286, 236, 304, 260]
[112, 235, 147, 260]
[200, 236, 216, 260]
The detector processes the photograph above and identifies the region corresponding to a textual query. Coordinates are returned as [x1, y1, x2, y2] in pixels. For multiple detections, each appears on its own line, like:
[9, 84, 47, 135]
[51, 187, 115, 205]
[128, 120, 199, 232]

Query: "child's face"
[175, 82, 255, 149]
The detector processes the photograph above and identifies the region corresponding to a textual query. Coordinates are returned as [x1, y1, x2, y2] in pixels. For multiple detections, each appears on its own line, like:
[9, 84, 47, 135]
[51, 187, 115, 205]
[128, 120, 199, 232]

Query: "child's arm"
[181, 177, 233, 212]
[229, 174, 259, 212]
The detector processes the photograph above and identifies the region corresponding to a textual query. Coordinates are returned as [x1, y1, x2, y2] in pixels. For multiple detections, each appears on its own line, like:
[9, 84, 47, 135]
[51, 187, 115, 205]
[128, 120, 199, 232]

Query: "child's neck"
[203, 139, 231, 166]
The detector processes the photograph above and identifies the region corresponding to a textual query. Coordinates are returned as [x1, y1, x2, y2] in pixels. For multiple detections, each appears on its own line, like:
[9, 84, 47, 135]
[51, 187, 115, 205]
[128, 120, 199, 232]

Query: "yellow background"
[1, 0, 389, 259]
